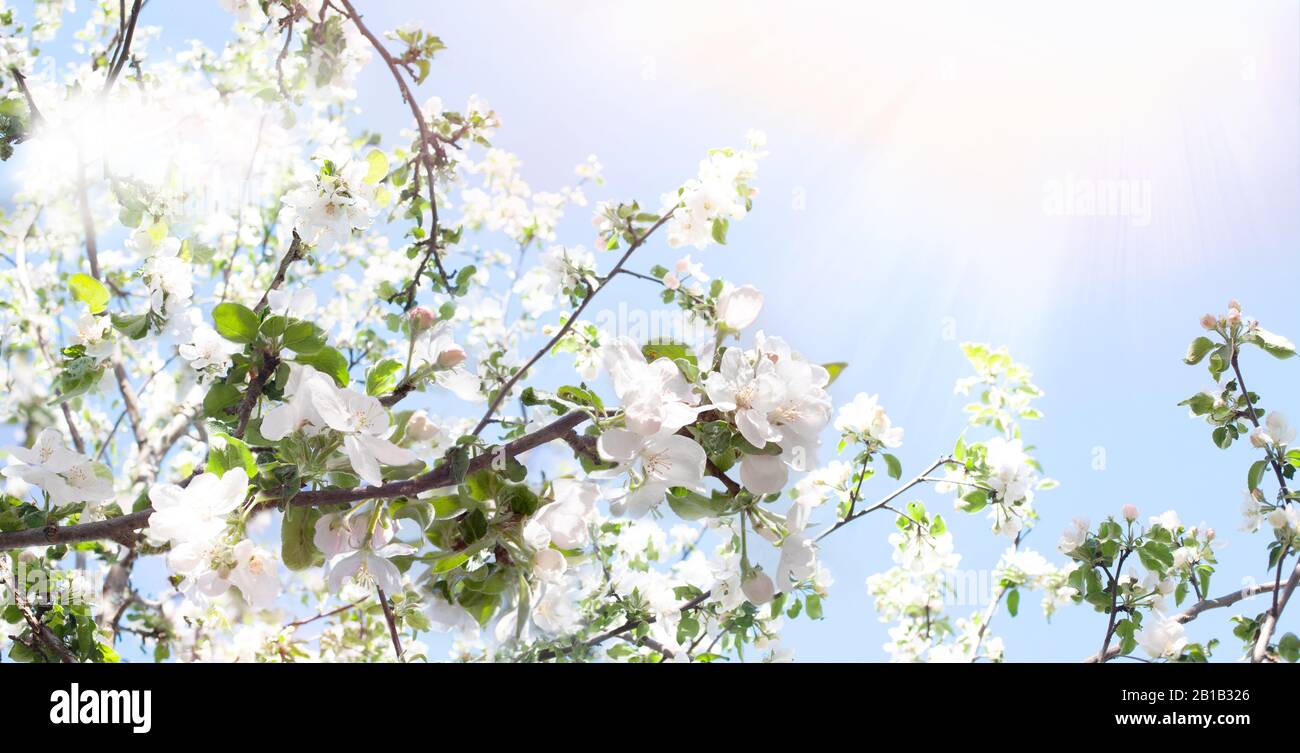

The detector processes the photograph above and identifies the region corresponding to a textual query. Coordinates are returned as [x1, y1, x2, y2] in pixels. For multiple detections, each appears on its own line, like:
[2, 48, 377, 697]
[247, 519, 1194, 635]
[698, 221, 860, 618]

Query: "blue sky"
[12, 1, 1300, 661]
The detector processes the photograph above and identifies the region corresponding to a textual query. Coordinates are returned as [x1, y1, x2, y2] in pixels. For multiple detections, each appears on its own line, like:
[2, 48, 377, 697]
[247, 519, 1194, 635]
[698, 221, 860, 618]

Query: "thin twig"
[375, 585, 403, 661]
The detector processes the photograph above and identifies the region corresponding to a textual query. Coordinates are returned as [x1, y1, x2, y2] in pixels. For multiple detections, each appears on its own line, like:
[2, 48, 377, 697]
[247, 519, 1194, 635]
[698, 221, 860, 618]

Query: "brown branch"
[1229, 349, 1298, 662]
[815, 456, 952, 543]
[9, 67, 45, 126]
[111, 361, 146, 448]
[469, 211, 675, 438]
[375, 584, 404, 661]
[1, 556, 77, 663]
[1084, 581, 1279, 663]
[337, 0, 453, 301]
[253, 231, 306, 313]
[102, 0, 143, 96]
[0, 411, 590, 551]
[285, 598, 365, 631]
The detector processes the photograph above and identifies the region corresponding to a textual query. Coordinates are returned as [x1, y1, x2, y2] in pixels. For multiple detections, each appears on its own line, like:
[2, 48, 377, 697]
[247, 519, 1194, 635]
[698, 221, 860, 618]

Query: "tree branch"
[1, 556, 77, 663]
[469, 211, 675, 438]
[337, 0, 454, 302]
[0, 411, 591, 550]
[1229, 349, 1298, 662]
[1083, 581, 1279, 663]
[375, 584, 403, 661]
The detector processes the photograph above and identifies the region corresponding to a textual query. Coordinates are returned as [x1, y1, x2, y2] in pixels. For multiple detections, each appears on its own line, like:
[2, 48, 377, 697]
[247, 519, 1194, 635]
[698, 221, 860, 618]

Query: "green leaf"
[431, 551, 469, 574]
[641, 341, 698, 368]
[363, 149, 389, 184]
[110, 313, 149, 340]
[805, 593, 823, 620]
[203, 382, 242, 419]
[1279, 632, 1300, 663]
[282, 320, 326, 354]
[281, 506, 322, 571]
[1183, 336, 1216, 365]
[1179, 392, 1215, 416]
[1006, 588, 1020, 617]
[366, 358, 403, 396]
[666, 488, 726, 520]
[1138, 541, 1174, 572]
[1248, 459, 1268, 492]
[959, 489, 988, 513]
[206, 432, 256, 478]
[212, 302, 260, 344]
[498, 483, 539, 516]
[710, 217, 729, 245]
[822, 362, 847, 386]
[882, 453, 902, 480]
[295, 346, 349, 387]
[1252, 328, 1296, 360]
[68, 273, 109, 314]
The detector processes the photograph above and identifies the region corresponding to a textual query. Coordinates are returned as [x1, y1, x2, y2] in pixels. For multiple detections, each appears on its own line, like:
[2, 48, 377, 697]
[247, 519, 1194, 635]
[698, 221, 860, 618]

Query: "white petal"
[597, 427, 643, 463]
[740, 454, 788, 495]
[344, 434, 384, 487]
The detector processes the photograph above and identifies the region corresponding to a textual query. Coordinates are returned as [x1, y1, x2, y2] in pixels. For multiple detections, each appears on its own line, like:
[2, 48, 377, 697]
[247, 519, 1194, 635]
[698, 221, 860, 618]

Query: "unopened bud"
[436, 344, 467, 369]
[1199, 314, 1217, 330]
[406, 410, 439, 442]
[408, 306, 437, 334]
[741, 570, 775, 606]
[1122, 504, 1139, 522]
[1250, 427, 1270, 448]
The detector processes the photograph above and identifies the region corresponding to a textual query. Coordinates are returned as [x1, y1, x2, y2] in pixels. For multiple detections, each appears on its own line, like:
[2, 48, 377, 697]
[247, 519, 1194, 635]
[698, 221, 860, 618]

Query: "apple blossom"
[715, 283, 764, 330]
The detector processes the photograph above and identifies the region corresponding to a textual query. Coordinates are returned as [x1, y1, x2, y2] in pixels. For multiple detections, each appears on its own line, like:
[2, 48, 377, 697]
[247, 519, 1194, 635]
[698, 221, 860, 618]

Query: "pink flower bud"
[436, 344, 467, 369]
[1199, 314, 1217, 330]
[663, 272, 680, 290]
[1122, 504, 1139, 522]
[1205, 528, 1216, 541]
[406, 410, 439, 442]
[408, 306, 436, 334]
[1228, 299, 1242, 311]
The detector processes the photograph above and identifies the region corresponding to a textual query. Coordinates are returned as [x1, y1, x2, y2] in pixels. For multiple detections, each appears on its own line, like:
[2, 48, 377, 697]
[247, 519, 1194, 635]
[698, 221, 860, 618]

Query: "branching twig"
[1, 556, 76, 663]
[1084, 580, 1279, 663]
[0, 410, 591, 550]
[375, 585, 403, 661]
[469, 211, 675, 437]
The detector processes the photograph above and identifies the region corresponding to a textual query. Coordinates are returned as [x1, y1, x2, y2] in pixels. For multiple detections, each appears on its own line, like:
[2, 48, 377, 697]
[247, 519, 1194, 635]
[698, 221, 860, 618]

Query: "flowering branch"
[0, 411, 591, 551]
[336, 0, 454, 302]
[469, 210, 675, 437]
[1, 556, 77, 663]
[1084, 581, 1280, 663]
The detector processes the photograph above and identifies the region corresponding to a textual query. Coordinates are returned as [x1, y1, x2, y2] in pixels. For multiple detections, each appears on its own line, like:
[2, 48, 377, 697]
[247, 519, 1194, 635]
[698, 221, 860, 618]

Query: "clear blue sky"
[14, 1, 1300, 661]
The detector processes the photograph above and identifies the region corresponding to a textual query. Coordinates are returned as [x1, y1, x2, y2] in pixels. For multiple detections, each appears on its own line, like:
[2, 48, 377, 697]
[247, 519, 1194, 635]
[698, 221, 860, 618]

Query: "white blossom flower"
[145, 469, 249, 548]
[598, 429, 706, 517]
[603, 336, 702, 436]
[178, 324, 243, 371]
[1057, 517, 1090, 554]
[2, 428, 114, 508]
[834, 393, 903, 448]
[228, 539, 281, 607]
[1136, 617, 1188, 659]
[716, 284, 764, 330]
[73, 313, 114, 359]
